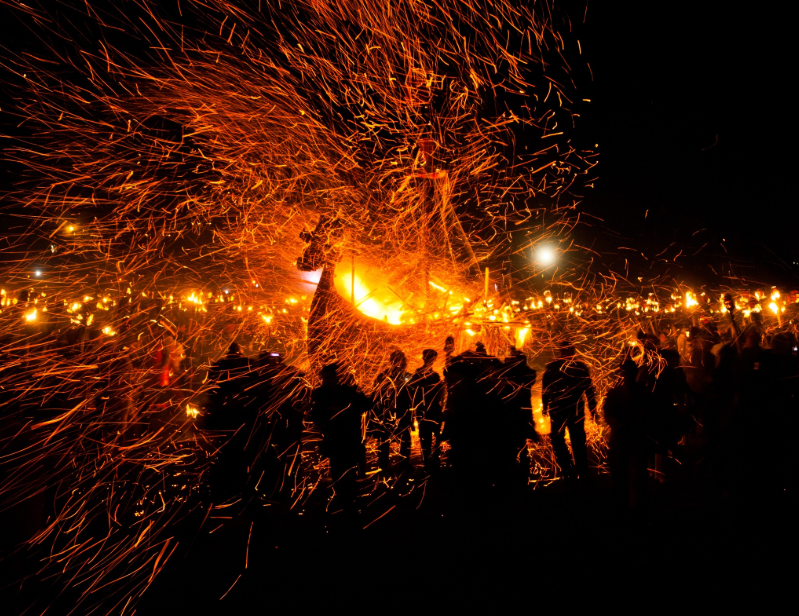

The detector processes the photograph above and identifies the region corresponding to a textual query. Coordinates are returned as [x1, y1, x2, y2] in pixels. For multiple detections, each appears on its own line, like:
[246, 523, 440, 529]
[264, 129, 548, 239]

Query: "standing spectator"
[498, 347, 538, 477]
[542, 344, 598, 483]
[409, 349, 444, 472]
[443, 344, 493, 475]
[372, 350, 413, 471]
[206, 343, 253, 501]
[604, 358, 651, 514]
[206, 342, 251, 429]
[312, 363, 370, 511]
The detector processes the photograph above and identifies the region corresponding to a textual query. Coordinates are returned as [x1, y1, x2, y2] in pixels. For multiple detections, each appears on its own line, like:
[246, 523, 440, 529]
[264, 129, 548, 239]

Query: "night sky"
[0, 1, 793, 285]
[0, 5, 792, 610]
[572, 1, 795, 285]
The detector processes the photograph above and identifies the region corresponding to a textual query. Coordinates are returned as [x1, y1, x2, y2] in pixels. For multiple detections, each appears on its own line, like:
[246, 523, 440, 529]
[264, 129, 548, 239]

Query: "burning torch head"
[723, 293, 735, 312]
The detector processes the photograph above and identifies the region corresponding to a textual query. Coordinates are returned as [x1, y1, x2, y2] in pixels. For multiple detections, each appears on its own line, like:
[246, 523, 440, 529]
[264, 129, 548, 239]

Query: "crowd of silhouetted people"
[4, 279, 794, 523]
[204, 337, 549, 511]
[204, 306, 797, 518]
[10, 279, 790, 521]
[604, 306, 797, 515]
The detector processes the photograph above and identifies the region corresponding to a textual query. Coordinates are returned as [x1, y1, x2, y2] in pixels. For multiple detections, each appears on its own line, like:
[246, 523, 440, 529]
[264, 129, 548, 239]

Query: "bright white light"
[34, 270, 41, 277]
[536, 247, 555, 266]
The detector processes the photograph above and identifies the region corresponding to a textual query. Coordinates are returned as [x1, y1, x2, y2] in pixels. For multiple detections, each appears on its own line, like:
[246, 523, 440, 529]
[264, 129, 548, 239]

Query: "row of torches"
[2, 283, 797, 336]
[3, 282, 795, 431]
[0, 285, 287, 329]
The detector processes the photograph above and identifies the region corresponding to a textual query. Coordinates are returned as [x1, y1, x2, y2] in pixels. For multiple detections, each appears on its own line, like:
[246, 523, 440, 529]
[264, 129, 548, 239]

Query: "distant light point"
[536, 247, 555, 266]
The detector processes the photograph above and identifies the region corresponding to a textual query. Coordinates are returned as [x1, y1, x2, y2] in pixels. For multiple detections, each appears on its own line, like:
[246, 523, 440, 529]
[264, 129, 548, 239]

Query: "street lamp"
[536, 246, 555, 266]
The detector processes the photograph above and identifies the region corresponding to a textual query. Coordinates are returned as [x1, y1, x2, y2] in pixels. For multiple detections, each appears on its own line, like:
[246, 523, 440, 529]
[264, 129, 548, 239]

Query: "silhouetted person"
[312, 363, 369, 510]
[246, 352, 309, 501]
[206, 342, 253, 502]
[444, 336, 456, 367]
[648, 348, 688, 482]
[542, 345, 598, 482]
[372, 350, 413, 471]
[739, 327, 769, 422]
[468, 342, 504, 469]
[766, 332, 797, 497]
[497, 347, 538, 476]
[102, 337, 136, 446]
[207, 342, 252, 428]
[159, 334, 184, 387]
[441, 335, 456, 448]
[604, 358, 651, 514]
[443, 343, 493, 474]
[409, 349, 444, 472]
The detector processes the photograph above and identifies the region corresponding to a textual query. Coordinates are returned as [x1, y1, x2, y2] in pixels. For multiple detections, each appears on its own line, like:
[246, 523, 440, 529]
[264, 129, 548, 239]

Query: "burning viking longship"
[296, 141, 486, 379]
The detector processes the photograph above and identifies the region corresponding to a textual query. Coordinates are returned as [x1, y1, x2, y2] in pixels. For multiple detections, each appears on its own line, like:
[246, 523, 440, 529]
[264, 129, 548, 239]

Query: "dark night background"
[572, 1, 795, 287]
[0, 1, 794, 287]
[0, 3, 794, 611]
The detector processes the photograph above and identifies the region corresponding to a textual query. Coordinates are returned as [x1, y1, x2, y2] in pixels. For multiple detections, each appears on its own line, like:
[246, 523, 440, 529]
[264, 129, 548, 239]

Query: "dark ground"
[134, 451, 792, 614]
[2, 434, 794, 614]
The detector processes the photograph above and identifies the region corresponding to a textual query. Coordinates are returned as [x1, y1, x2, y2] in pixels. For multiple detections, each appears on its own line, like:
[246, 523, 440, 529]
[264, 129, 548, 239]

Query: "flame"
[336, 264, 404, 325]
[186, 292, 203, 305]
[515, 327, 530, 348]
[532, 404, 551, 435]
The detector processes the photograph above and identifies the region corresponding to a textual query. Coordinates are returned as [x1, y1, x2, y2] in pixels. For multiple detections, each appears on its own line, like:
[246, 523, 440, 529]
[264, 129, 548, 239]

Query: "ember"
[0, 0, 792, 611]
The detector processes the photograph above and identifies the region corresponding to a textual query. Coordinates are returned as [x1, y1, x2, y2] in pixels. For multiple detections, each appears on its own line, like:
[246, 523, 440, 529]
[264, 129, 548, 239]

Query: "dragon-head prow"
[296, 216, 344, 271]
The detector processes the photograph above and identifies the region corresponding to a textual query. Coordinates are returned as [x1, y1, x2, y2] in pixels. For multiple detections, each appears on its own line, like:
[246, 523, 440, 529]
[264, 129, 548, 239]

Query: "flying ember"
[0, 0, 791, 613]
